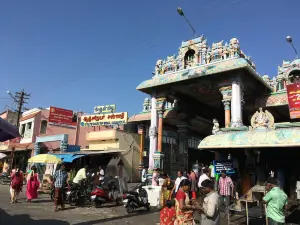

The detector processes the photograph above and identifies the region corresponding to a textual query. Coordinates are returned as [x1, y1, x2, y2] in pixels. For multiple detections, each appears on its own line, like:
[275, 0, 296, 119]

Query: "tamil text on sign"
[286, 83, 300, 119]
[49, 107, 77, 127]
[214, 160, 235, 174]
[94, 105, 116, 114]
[81, 112, 128, 127]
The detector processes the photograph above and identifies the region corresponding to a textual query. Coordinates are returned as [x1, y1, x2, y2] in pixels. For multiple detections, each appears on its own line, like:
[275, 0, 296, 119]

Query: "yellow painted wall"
[84, 130, 141, 181]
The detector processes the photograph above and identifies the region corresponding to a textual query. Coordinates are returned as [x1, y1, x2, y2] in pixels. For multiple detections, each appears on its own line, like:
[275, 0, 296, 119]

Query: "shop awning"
[198, 128, 300, 149]
[0, 118, 20, 142]
[51, 154, 87, 163]
[80, 149, 124, 155]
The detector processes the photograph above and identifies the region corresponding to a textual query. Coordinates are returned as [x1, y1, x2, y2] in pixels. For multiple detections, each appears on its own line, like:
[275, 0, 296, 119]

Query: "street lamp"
[286, 36, 299, 59]
[7, 90, 17, 102]
[177, 7, 197, 38]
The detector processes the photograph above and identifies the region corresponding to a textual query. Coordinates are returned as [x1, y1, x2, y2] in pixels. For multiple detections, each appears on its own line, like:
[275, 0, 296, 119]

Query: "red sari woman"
[10, 166, 24, 203]
[26, 166, 40, 202]
[175, 179, 200, 225]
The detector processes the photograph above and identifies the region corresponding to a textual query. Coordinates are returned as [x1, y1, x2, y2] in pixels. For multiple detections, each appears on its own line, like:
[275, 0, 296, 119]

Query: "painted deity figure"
[165, 55, 176, 72]
[222, 43, 229, 60]
[206, 47, 212, 64]
[154, 59, 163, 76]
[253, 108, 269, 129]
[212, 118, 220, 135]
[229, 38, 240, 57]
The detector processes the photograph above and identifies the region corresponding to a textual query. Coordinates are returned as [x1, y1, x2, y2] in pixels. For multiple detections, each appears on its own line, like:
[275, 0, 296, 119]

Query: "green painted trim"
[136, 58, 269, 90]
[199, 128, 300, 149]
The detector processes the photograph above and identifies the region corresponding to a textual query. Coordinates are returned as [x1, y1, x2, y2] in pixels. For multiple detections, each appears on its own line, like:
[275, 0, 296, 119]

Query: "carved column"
[148, 97, 157, 170]
[219, 86, 232, 128]
[153, 97, 166, 169]
[138, 125, 145, 176]
[177, 124, 190, 172]
[34, 142, 40, 156]
[231, 80, 243, 127]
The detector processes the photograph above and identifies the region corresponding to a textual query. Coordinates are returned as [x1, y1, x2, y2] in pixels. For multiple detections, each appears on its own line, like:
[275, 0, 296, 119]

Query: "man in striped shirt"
[218, 170, 234, 216]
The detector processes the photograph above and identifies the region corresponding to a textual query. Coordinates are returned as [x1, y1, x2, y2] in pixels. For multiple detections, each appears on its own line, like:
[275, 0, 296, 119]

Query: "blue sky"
[0, 0, 299, 116]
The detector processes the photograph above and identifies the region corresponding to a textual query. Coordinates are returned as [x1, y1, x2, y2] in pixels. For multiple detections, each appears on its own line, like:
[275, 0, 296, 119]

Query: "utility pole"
[6, 89, 30, 171]
[14, 90, 30, 127]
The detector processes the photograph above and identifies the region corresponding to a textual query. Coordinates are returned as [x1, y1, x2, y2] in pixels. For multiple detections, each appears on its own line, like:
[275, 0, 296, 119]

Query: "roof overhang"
[198, 128, 300, 149]
[136, 58, 272, 94]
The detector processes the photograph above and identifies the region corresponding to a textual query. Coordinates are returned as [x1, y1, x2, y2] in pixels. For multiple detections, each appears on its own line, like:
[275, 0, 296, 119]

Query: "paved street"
[0, 185, 160, 225]
[2, 184, 299, 225]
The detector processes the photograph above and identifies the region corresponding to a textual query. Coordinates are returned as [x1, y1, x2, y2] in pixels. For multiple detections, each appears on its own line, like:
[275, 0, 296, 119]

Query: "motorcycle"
[50, 184, 71, 201]
[90, 177, 122, 207]
[0, 174, 11, 185]
[123, 183, 150, 214]
[67, 173, 94, 206]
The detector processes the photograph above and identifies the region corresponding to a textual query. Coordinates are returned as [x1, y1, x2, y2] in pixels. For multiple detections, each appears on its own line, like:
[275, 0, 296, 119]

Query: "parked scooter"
[123, 183, 150, 214]
[0, 173, 11, 185]
[90, 176, 122, 207]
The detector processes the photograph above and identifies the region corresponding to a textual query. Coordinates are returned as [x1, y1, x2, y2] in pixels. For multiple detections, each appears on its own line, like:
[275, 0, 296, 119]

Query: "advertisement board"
[94, 105, 116, 114]
[81, 112, 128, 127]
[286, 83, 300, 119]
[49, 107, 77, 127]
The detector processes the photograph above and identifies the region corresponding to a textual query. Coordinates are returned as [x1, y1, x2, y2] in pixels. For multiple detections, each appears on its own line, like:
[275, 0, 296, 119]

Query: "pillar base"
[231, 120, 243, 128]
[153, 151, 164, 170]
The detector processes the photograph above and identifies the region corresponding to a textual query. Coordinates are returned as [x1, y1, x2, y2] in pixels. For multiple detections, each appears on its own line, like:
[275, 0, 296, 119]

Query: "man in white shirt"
[199, 168, 210, 188]
[73, 165, 88, 186]
[199, 179, 220, 225]
[141, 168, 147, 183]
[98, 165, 105, 184]
[171, 171, 187, 197]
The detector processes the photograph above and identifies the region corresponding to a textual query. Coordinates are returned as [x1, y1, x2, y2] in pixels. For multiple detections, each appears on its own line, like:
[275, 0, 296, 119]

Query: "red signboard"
[49, 107, 76, 127]
[286, 83, 300, 119]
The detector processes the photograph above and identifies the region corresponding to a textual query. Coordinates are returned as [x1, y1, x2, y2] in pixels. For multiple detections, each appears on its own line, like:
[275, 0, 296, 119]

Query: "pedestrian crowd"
[152, 165, 289, 225]
[8, 163, 106, 212]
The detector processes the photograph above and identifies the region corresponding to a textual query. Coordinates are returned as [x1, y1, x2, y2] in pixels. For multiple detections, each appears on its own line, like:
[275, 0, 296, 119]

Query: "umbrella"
[28, 154, 62, 164]
[0, 153, 7, 159]
[0, 117, 20, 142]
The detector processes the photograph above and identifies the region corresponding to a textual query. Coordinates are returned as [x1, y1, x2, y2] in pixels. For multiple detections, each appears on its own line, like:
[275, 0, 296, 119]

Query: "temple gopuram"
[128, 34, 300, 196]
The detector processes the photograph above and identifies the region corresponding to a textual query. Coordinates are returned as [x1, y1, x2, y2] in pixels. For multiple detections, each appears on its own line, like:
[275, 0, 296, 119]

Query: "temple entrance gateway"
[34, 134, 68, 155]
[135, 34, 271, 172]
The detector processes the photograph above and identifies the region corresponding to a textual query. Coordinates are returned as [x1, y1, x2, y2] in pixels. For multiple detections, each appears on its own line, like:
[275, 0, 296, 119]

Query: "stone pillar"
[148, 97, 157, 170]
[60, 140, 68, 153]
[231, 80, 243, 127]
[177, 124, 190, 171]
[219, 86, 232, 128]
[34, 142, 40, 156]
[283, 80, 287, 89]
[153, 97, 166, 169]
[138, 125, 145, 176]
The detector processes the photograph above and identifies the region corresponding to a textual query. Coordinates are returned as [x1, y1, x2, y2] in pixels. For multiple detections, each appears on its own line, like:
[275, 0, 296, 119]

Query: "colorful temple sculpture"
[129, 34, 300, 196]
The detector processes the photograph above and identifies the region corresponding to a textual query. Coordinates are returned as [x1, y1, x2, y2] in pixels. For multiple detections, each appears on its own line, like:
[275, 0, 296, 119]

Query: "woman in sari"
[160, 173, 174, 207]
[175, 179, 200, 225]
[160, 173, 176, 225]
[10, 166, 24, 203]
[189, 170, 197, 200]
[26, 166, 40, 202]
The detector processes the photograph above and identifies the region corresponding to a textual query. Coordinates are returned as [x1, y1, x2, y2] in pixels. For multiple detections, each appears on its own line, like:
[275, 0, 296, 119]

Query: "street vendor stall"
[27, 154, 62, 193]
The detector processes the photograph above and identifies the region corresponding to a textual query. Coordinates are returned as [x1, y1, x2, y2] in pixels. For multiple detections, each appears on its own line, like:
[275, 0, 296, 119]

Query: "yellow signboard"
[94, 105, 116, 114]
[81, 112, 128, 127]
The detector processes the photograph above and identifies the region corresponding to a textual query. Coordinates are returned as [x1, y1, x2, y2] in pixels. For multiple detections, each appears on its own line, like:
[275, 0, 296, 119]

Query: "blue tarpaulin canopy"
[50, 154, 86, 163]
[0, 117, 20, 142]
